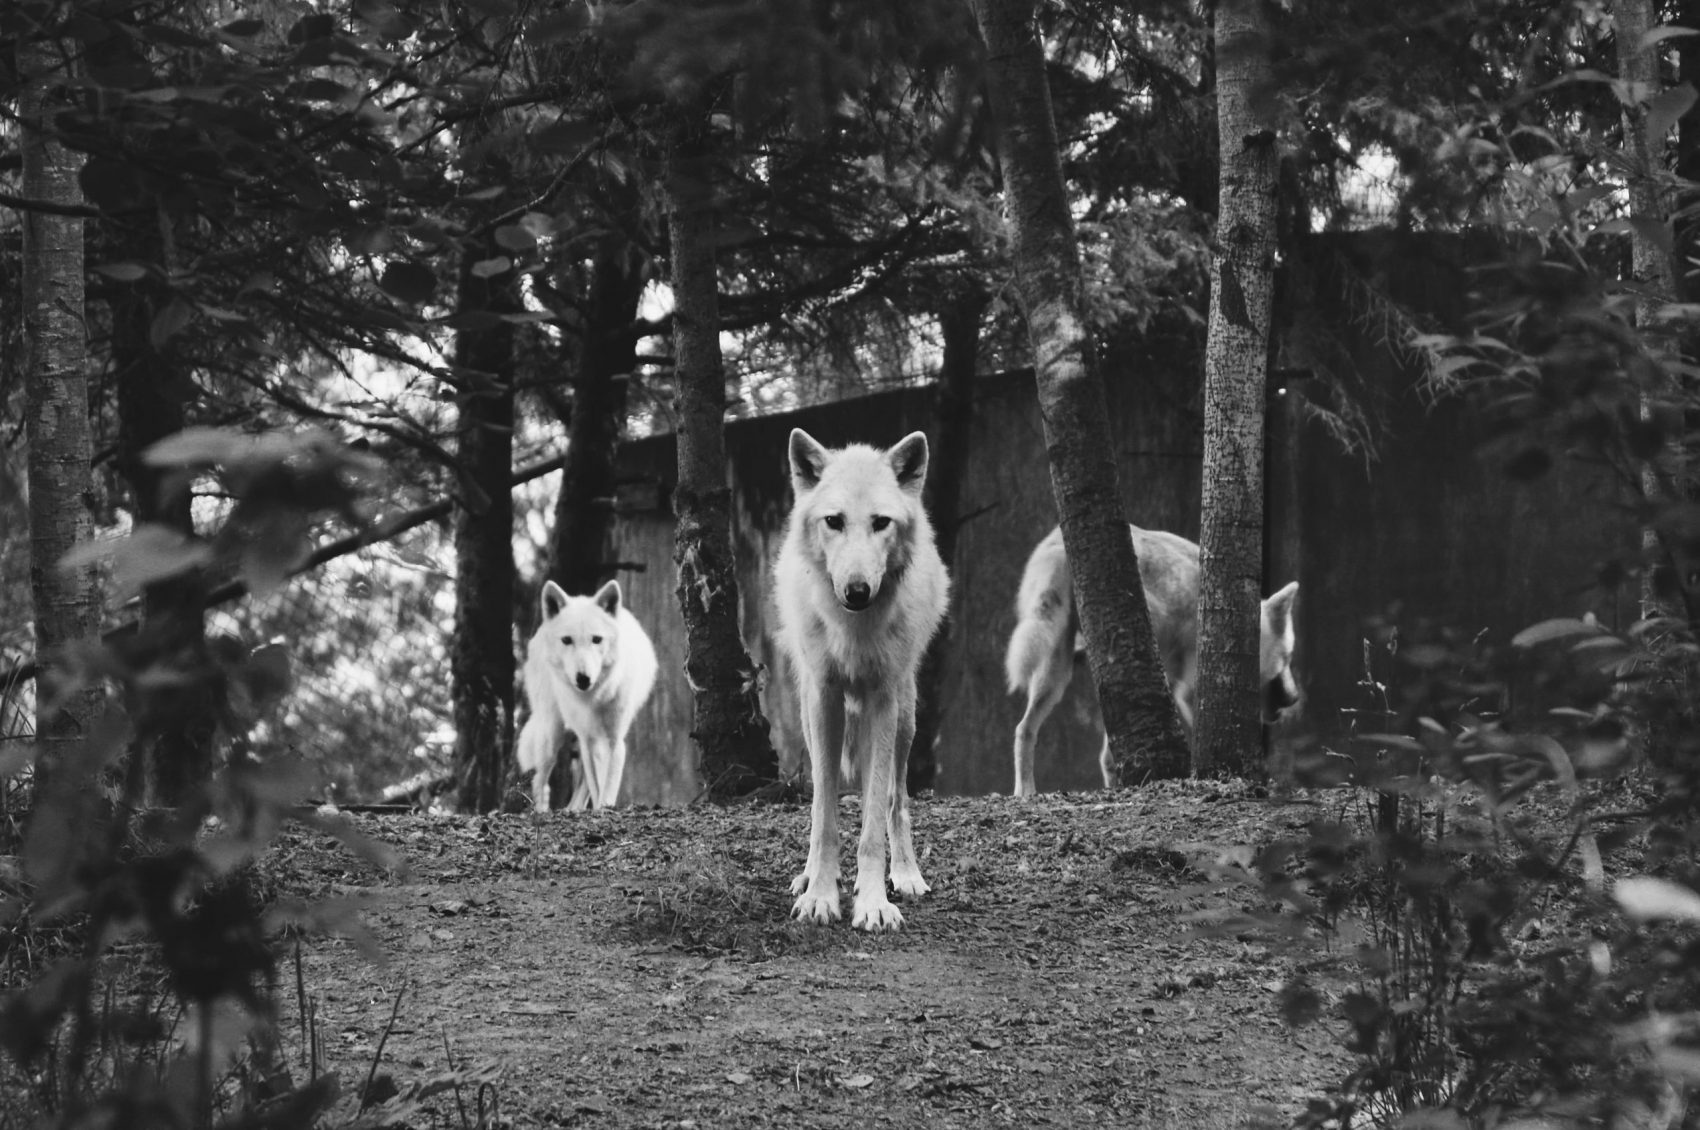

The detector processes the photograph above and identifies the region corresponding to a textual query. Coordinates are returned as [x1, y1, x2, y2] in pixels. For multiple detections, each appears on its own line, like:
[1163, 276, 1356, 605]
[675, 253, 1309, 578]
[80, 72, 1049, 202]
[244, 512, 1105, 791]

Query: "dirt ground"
[274, 780, 1356, 1129]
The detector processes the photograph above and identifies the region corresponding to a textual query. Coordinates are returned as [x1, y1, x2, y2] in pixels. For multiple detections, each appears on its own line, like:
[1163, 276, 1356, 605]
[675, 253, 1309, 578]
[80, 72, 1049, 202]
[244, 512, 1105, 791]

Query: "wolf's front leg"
[850, 695, 903, 932]
[791, 685, 845, 924]
[602, 735, 628, 810]
[580, 732, 620, 810]
[886, 688, 930, 899]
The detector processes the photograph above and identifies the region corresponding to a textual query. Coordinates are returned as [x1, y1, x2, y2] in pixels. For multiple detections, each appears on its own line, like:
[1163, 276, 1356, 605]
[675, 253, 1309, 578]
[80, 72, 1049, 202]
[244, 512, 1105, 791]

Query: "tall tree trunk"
[85, 0, 210, 810]
[546, 243, 644, 598]
[969, 0, 1191, 781]
[664, 113, 777, 796]
[109, 216, 212, 805]
[21, 28, 104, 794]
[1194, 0, 1279, 777]
[909, 286, 987, 794]
[1615, 0, 1700, 624]
[451, 243, 518, 813]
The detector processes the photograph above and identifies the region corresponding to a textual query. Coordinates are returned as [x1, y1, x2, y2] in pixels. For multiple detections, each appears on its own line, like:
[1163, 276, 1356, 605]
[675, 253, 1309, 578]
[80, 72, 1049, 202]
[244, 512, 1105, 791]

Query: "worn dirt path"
[273, 782, 1352, 1128]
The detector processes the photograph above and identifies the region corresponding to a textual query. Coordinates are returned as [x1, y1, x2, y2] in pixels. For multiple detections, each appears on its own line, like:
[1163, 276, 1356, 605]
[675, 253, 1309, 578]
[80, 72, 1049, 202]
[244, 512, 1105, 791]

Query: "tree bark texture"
[1615, 0, 1700, 623]
[909, 287, 988, 793]
[546, 244, 644, 599]
[451, 242, 518, 813]
[21, 27, 105, 792]
[1194, 0, 1278, 777]
[969, 0, 1191, 780]
[664, 118, 778, 796]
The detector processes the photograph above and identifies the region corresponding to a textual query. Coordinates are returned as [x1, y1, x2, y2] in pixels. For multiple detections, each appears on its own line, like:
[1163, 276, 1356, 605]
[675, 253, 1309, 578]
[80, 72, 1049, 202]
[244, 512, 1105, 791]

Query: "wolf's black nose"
[844, 581, 872, 609]
[576, 673, 592, 690]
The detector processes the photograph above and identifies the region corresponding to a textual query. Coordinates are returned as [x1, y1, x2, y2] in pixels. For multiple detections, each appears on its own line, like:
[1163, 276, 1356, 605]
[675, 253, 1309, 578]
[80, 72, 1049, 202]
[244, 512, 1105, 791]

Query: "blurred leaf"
[113, 524, 214, 599]
[143, 426, 247, 467]
[493, 224, 536, 252]
[469, 256, 512, 279]
[298, 812, 407, 878]
[287, 13, 335, 42]
[378, 260, 436, 304]
[239, 507, 311, 599]
[1512, 618, 1599, 647]
[95, 261, 149, 282]
[1640, 25, 1699, 50]
[1647, 82, 1698, 142]
[1502, 447, 1551, 480]
[149, 298, 197, 348]
[1615, 876, 1700, 922]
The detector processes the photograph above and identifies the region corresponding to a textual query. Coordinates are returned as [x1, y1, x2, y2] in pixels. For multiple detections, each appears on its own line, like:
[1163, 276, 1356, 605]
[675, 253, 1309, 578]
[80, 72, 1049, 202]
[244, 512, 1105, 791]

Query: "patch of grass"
[614, 847, 838, 960]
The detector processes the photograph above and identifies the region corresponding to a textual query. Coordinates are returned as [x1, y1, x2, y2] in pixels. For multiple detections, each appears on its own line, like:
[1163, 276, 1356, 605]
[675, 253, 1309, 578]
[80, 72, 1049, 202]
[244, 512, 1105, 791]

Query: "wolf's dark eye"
[871, 515, 892, 532]
[824, 515, 845, 531]
[591, 636, 603, 645]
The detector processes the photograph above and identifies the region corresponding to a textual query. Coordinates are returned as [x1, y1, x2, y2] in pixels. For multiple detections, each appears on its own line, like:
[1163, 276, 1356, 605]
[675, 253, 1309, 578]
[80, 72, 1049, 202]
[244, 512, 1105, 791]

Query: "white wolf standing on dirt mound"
[516, 579, 658, 813]
[1005, 524, 1300, 798]
[774, 428, 950, 932]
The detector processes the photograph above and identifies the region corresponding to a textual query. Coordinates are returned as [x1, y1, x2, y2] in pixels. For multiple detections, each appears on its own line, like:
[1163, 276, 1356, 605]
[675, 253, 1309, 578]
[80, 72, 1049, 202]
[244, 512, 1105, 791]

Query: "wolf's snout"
[576, 672, 593, 691]
[1264, 675, 1300, 721]
[843, 580, 873, 611]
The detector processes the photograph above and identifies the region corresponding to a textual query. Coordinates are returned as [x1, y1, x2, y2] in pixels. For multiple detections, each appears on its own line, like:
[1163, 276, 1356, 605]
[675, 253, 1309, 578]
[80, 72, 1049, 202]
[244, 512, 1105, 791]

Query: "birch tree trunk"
[1194, 0, 1279, 776]
[664, 114, 777, 796]
[969, 0, 1191, 780]
[451, 240, 518, 813]
[21, 28, 104, 790]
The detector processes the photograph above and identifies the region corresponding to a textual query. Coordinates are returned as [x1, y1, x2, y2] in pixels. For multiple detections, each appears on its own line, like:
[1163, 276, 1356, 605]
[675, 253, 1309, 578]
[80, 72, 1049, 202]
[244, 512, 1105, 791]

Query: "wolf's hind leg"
[1013, 636, 1074, 798]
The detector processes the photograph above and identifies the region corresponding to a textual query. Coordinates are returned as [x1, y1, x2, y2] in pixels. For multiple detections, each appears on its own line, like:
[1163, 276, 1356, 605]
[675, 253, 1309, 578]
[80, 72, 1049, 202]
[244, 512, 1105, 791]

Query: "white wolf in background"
[774, 428, 950, 932]
[516, 579, 658, 813]
[1005, 524, 1300, 797]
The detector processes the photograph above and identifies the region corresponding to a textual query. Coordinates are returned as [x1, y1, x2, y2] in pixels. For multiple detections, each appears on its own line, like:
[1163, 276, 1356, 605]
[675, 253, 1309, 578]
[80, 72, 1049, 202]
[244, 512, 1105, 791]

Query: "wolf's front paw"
[890, 867, 931, 899]
[851, 892, 904, 932]
[791, 881, 841, 925]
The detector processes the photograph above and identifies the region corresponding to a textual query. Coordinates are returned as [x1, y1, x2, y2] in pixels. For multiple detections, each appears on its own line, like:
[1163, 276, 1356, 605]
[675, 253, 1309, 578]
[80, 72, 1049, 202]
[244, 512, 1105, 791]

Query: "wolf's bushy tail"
[1005, 533, 1073, 694]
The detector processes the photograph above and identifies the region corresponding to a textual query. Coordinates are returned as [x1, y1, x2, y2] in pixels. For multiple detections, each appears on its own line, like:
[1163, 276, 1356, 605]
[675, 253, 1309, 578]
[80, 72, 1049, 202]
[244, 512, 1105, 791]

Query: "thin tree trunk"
[1615, 0, 1700, 624]
[969, 0, 1190, 781]
[451, 242, 518, 813]
[21, 28, 104, 795]
[1194, 0, 1279, 777]
[546, 244, 643, 598]
[664, 113, 777, 797]
[84, 0, 210, 810]
[909, 287, 987, 794]
[537, 243, 643, 804]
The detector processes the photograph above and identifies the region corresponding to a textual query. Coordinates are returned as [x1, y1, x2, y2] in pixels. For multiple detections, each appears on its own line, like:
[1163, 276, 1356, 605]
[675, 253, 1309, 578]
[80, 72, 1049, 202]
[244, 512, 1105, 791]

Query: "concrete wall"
[597, 233, 1638, 803]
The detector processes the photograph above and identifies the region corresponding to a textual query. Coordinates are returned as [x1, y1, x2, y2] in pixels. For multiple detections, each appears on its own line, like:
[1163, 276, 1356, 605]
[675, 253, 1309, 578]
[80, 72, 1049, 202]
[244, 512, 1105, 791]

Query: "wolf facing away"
[774, 428, 951, 932]
[1005, 524, 1300, 797]
[516, 579, 659, 813]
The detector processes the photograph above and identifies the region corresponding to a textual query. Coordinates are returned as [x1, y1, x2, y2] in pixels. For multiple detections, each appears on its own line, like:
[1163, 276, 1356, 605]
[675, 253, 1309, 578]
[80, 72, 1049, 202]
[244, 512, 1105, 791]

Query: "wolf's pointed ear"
[1264, 581, 1299, 635]
[888, 431, 929, 493]
[593, 579, 622, 616]
[541, 580, 569, 620]
[789, 429, 828, 490]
